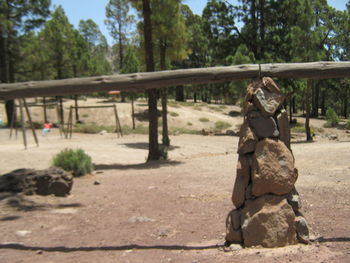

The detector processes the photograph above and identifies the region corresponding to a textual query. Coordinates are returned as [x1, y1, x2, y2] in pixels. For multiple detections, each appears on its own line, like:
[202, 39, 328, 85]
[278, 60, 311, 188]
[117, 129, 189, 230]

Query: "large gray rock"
[232, 155, 251, 209]
[253, 87, 284, 117]
[0, 167, 73, 197]
[225, 209, 242, 244]
[237, 120, 258, 155]
[241, 195, 297, 248]
[251, 139, 297, 196]
[248, 111, 279, 139]
[295, 216, 310, 244]
[277, 109, 291, 149]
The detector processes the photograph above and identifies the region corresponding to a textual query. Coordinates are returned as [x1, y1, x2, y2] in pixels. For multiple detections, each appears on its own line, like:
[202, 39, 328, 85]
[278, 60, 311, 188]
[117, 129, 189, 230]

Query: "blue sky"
[50, 0, 348, 45]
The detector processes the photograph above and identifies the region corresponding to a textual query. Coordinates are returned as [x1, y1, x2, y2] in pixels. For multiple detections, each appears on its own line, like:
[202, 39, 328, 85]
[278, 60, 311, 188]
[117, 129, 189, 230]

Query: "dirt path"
[0, 130, 349, 263]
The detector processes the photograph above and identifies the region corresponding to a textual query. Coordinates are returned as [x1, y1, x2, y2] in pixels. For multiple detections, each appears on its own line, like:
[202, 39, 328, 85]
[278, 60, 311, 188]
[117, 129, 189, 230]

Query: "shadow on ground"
[0, 243, 220, 252]
[94, 160, 182, 171]
[122, 142, 180, 150]
[0, 192, 83, 212]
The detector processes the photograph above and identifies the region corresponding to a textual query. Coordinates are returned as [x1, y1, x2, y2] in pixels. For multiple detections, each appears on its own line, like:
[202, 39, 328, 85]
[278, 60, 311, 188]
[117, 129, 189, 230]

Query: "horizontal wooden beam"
[0, 61, 349, 100]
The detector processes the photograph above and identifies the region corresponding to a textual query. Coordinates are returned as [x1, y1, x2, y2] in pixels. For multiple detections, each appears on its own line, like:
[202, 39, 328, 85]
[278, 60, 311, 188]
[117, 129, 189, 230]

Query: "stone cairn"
[225, 77, 309, 248]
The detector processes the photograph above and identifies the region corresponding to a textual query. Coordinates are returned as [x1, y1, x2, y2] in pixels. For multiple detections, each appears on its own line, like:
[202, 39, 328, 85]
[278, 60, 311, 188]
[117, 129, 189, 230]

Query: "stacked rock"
[226, 77, 309, 248]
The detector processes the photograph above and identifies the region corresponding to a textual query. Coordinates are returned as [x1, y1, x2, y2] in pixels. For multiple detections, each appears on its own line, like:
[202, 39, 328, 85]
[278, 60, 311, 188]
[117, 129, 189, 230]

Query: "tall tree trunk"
[343, 87, 348, 118]
[193, 91, 197, 103]
[289, 97, 293, 123]
[142, 0, 160, 161]
[131, 94, 135, 129]
[74, 95, 79, 122]
[43, 97, 48, 123]
[305, 80, 313, 141]
[175, 85, 185, 101]
[0, 26, 16, 126]
[321, 89, 326, 116]
[160, 40, 170, 147]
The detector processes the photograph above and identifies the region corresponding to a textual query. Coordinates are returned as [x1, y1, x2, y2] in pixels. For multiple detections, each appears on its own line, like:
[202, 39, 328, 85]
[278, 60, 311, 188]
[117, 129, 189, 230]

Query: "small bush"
[214, 121, 232, 132]
[199, 117, 210, 122]
[325, 108, 339, 127]
[52, 148, 93, 177]
[169, 112, 179, 117]
[346, 118, 350, 130]
[169, 127, 201, 135]
[187, 122, 193, 126]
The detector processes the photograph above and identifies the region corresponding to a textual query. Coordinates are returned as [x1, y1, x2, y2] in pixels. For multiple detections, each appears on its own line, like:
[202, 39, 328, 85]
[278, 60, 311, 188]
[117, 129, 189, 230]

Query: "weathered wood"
[0, 62, 349, 100]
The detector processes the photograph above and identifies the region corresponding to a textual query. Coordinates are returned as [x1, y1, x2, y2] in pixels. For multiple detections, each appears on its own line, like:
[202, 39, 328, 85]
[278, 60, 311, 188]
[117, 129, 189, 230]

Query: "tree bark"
[142, 0, 160, 161]
[305, 80, 313, 141]
[74, 95, 79, 122]
[175, 85, 185, 101]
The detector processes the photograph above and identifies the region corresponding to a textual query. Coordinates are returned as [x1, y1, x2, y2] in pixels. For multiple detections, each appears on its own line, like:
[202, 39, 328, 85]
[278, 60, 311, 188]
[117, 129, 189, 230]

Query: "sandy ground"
[0, 99, 350, 262]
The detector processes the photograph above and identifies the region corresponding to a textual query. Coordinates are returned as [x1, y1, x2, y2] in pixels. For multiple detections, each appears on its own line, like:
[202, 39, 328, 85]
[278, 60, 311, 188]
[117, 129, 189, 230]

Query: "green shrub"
[325, 108, 339, 127]
[346, 118, 350, 130]
[187, 122, 193, 126]
[169, 112, 179, 117]
[199, 117, 210, 122]
[169, 127, 201, 135]
[214, 121, 232, 132]
[122, 125, 149, 135]
[52, 148, 93, 177]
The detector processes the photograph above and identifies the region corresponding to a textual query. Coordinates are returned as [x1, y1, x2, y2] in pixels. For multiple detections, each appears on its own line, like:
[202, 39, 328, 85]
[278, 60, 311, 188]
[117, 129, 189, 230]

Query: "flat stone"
[237, 120, 258, 155]
[286, 186, 302, 212]
[277, 109, 291, 149]
[248, 111, 279, 139]
[295, 216, 310, 244]
[241, 195, 297, 248]
[251, 139, 297, 196]
[232, 155, 251, 209]
[225, 210, 242, 244]
[252, 87, 284, 117]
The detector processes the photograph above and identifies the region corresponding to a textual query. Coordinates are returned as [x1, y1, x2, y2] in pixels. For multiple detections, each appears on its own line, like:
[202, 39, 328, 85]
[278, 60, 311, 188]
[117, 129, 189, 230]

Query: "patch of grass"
[199, 117, 210, 122]
[187, 122, 193, 126]
[82, 114, 89, 118]
[214, 121, 232, 132]
[169, 112, 179, 117]
[73, 123, 115, 134]
[167, 101, 181, 108]
[208, 106, 223, 112]
[291, 123, 323, 134]
[52, 148, 93, 177]
[169, 127, 201, 135]
[121, 125, 149, 135]
[193, 105, 203, 111]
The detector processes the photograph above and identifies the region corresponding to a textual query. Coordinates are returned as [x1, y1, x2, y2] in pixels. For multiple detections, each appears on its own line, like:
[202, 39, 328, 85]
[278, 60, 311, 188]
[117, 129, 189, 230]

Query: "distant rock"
[0, 167, 73, 197]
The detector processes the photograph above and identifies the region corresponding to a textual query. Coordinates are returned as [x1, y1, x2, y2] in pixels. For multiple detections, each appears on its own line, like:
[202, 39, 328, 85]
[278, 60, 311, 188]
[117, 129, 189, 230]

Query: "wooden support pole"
[43, 97, 48, 123]
[1, 62, 350, 100]
[56, 103, 63, 137]
[23, 99, 39, 147]
[131, 95, 135, 130]
[18, 99, 27, 150]
[9, 103, 17, 139]
[113, 104, 122, 137]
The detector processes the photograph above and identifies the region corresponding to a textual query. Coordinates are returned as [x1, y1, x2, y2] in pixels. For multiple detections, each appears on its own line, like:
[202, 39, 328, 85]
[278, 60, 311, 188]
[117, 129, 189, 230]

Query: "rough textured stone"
[226, 209, 243, 244]
[295, 216, 310, 244]
[0, 167, 73, 197]
[245, 183, 253, 200]
[237, 120, 258, 155]
[248, 111, 279, 139]
[262, 77, 280, 93]
[241, 195, 298, 248]
[286, 186, 302, 212]
[277, 109, 291, 149]
[252, 139, 297, 196]
[232, 155, 251, 208]
[253, 87, 284, 117]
